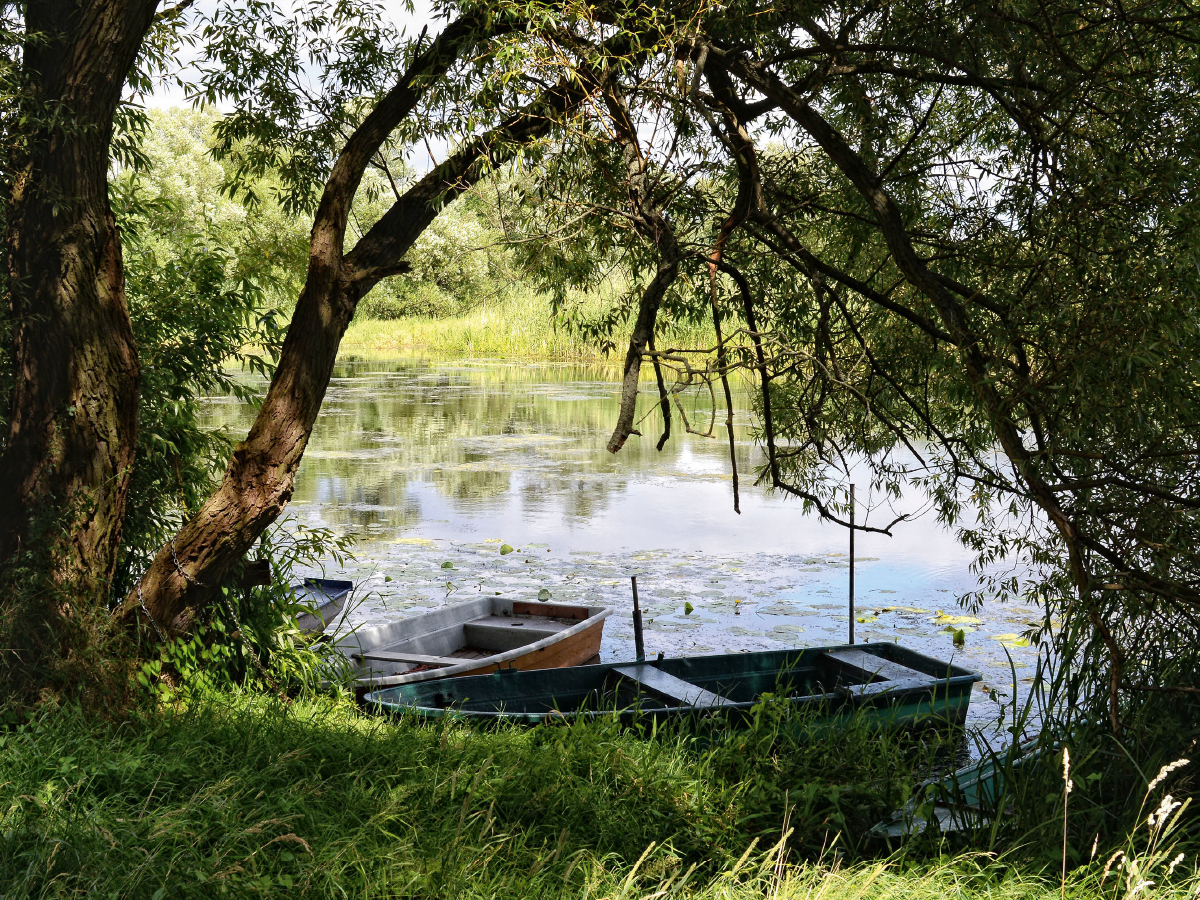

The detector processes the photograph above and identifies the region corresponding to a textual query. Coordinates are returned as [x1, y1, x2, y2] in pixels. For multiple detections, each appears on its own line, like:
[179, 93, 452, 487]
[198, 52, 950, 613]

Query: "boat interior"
[346, 599, 603, 678]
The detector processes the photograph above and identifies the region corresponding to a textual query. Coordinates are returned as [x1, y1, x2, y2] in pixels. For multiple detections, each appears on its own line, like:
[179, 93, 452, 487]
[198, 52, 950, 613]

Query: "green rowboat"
[364, 643, 980, 727]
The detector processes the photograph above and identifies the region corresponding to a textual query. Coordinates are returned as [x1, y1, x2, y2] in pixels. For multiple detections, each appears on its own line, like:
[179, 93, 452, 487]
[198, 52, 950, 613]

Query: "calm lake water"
[205, 355, 1045, 741]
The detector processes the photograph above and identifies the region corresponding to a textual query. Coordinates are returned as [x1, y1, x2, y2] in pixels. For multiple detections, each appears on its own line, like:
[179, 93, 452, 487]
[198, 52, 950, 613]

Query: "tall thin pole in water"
[631, 576, 645, 661]
[849, 484, 856, 644]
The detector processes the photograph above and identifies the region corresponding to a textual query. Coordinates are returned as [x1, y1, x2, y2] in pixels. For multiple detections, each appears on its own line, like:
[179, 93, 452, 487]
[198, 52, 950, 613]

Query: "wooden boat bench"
[611, 664, 734, 709]
[824, 648, 937, 698]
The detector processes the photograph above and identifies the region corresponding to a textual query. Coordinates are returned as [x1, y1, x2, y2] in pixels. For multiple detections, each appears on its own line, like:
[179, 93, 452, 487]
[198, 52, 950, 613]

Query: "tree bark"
[0, 0, 158, 598]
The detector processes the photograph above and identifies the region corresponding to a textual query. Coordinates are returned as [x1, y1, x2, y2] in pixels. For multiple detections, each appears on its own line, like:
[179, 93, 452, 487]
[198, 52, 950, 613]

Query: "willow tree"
[6, 0, 1198, 737]
[0, 0, 614, 691]
[508, 0, 1200, 732]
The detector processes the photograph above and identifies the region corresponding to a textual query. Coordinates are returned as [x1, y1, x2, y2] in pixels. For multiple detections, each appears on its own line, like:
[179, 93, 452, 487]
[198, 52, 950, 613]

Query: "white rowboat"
[331, 597, 612, 689]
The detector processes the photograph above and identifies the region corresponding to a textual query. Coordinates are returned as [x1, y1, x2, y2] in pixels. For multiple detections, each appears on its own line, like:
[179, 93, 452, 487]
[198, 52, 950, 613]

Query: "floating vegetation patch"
[754, 602, 818, 616]
[930, 612, 983, 625]
[458, 434, 574, 452]
[771, 624, 807, 636]
[991, 633, 1032, 648]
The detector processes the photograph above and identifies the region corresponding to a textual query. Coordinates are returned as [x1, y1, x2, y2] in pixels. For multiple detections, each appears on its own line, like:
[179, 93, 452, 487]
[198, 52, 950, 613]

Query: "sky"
[144, 0, 451, 167]
[146, 0, 441, 105]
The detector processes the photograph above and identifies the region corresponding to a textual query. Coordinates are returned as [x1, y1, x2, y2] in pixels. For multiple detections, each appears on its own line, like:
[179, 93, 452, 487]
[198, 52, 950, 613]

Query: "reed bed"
[341, 291, 716, 361]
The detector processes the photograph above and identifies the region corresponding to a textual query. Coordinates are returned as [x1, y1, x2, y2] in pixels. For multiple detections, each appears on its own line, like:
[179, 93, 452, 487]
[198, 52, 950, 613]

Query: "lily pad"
[756, 602, 816, 616]
[500, 544, 515, 555]
[645, 620, 700, 631]
[771, 624, 807, 635]
[441, 561, 455, 569]
[882, 606, 929, 614]
[537, 588, 551, 601]
[728, 626, 768, 637]
[992, 634, 1031, 648]
[930, 611, 983, 625]
[683, 602, 695, 615]
[856, 615, 878, 624]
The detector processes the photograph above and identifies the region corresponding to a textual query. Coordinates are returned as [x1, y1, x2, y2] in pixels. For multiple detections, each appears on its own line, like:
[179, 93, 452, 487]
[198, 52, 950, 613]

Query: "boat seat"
[824, 648, 935, 697]
[357, 650, 463, 668]
[612, 664, 734, 709]
[837, 675, 939, 698]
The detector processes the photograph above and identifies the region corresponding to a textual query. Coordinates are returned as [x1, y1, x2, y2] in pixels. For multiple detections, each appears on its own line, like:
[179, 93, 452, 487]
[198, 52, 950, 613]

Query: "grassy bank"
[340, 291, 717, 361]
[2, 692, 1196, 899]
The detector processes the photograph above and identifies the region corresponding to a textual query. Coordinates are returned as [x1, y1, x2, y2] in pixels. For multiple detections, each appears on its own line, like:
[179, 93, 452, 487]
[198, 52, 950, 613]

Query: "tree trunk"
[603, 84, 681, 454]
[119, 51, 591, 637]
[0, 0, 158, 598]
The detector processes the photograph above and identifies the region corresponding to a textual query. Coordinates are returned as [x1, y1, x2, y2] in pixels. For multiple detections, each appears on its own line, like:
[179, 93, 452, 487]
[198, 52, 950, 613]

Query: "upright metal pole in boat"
[631, 576, 646, 661]
[849, 483, 855, 644]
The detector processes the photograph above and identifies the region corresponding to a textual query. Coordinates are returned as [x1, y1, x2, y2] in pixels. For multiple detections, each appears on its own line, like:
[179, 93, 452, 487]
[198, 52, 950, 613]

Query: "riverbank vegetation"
[3, 689, 1197, 899]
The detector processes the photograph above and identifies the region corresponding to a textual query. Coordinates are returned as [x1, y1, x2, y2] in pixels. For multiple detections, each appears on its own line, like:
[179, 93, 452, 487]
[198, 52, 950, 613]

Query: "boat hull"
[364, 643, 980, 729]
[293, 578, 353, 633]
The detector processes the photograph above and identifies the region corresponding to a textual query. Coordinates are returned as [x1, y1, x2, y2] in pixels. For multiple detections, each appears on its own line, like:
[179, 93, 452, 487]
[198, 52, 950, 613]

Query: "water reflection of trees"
[201, 358, 760, 532]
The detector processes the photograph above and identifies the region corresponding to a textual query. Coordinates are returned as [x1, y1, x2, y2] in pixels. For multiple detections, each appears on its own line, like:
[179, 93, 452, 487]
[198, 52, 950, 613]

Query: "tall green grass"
[3, 692, 1197, 899]
[0, 692, 916, 898]
[340, 290, 716, 361]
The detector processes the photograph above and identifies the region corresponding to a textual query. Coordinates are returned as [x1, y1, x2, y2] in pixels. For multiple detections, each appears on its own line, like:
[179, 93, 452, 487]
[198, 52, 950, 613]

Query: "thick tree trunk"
[0, 0, 158, 597]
